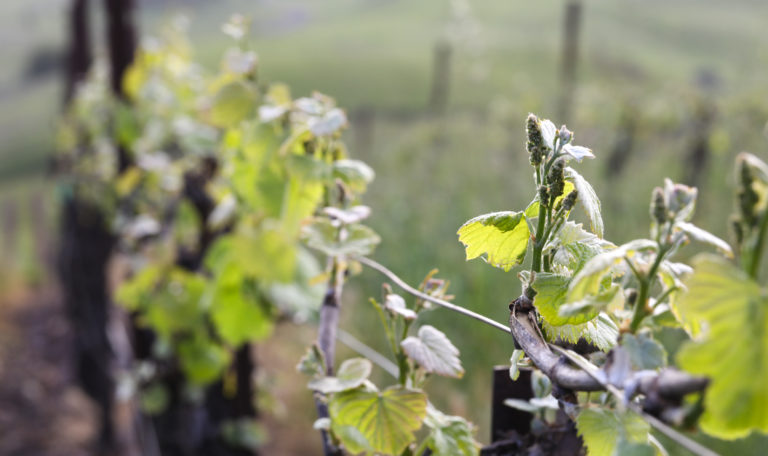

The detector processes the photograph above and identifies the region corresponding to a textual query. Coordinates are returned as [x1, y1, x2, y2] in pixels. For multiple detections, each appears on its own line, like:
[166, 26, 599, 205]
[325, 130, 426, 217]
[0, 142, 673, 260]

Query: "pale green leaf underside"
[621, 333, 667, 370]
[401, 325, 464, 378]
[308, 357, 372, 394]
[458, 211, 530, 271]
[576, 408, 649, 456]
[424, 405, 479, 456]
[676, 254, 768, 439]
[565, 167, 604, 238]
[568, 239, 656, 302]
[329, 387, 427, 456]
[541, 312, 618, 351]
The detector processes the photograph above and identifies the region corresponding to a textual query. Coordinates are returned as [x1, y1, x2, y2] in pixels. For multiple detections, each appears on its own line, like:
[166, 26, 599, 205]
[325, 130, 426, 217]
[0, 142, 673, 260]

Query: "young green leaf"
[308, 358, 373, 394]
[541, 313, 618, 351]
[209, 81, 258, 128]
[401, 325, 464, 378]
[568, 239, 656, 302]
[423, 406, 479, 456]
[565, 167, 604, 238]
[457, 211, 530, 271]
[303, 219, 381, 257]
[675, 221, 733, 258]
[676, 254, 768, 439]
[621, 333, 667, 370]
[576, 408, 649, 456]
[329, 386, 427, 456]
[509, 349, 525, 381]
[532, 272, 599, 326]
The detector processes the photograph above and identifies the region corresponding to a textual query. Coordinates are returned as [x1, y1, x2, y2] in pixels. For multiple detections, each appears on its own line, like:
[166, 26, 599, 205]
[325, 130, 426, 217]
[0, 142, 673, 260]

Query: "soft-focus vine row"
[58, 14, 768, 456]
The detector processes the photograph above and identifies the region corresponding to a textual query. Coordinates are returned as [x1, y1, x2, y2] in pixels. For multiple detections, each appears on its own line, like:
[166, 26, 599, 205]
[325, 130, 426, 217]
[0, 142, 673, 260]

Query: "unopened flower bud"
[731, 215, 744, 247]
[737, 158, 759, 225]
[563, 190, 578, 211]
[548, 158, 565, 199]
[538, 185, 549, 206]
[651, 187, 667, 225]
[558, 125, 572, 143]
[527, 114, 544, 167]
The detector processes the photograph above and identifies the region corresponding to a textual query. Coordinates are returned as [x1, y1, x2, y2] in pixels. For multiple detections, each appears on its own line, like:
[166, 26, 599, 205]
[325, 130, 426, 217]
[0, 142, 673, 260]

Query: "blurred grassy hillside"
[2, 0, 768, 451]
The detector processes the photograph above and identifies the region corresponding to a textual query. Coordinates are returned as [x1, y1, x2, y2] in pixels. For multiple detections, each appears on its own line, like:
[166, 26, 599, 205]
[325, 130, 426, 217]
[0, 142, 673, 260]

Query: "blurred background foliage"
[2, 0, 768, 453]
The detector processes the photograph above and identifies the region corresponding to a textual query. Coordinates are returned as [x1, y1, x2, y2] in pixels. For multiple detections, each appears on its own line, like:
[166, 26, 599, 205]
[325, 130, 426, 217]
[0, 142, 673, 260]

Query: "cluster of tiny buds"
[651, 187, 667, 225]
[737, 158, 759, 226]
[562, 189, 578, 211]
[526, 113, 546, 167]
[548, 158, 566, 201]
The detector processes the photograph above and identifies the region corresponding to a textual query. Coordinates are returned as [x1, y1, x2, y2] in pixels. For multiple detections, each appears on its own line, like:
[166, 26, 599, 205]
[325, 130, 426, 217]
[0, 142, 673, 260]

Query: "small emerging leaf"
[401, 325, 464, 378]
[308, 358, 372, 394]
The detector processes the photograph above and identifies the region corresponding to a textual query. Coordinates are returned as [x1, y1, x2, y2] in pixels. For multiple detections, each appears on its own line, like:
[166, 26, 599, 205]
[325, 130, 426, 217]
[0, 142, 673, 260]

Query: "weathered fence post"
[428, 39, 453, 115]
[557, 0, 582, 122]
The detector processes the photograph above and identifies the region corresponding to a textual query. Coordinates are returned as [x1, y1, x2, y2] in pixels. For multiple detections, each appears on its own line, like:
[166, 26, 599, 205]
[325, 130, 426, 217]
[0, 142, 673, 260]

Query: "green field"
[3, 0, 768, 451]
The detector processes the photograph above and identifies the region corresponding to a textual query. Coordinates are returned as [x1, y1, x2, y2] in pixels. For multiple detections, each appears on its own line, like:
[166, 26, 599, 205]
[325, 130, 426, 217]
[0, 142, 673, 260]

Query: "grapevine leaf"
[621, 333, 667, 370]
[178, 336, 231, 385]
[613, 439, 655, 456]
[384, 294, 417, 320]
[576, 408, 649, 456]
[533, 273, 599, 326]
[297, 344, 327, 378]
[565, 167, 604, 238]
[401, 325, 464, 378]
[562, 144, 595, 162]
[541, 313, 618, 351]
[568, 239, 656, 302]
[509, 349, 525, 381]
[333, 159, 375, 194]
[309, 358, 372, 394]
[329, 387, 427, 456]
[303, 219, 381, 257]
[457, 211, 530, 271]
[423, 405, 479, 456]
[676, 254, 768, 439]
[676, 221, 733, 258]
[209, 81, 258, 128]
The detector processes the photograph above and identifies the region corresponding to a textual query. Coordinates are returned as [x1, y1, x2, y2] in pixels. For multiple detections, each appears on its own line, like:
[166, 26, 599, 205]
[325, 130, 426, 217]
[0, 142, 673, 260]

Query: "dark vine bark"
[141, 158, 259, 456]
[508, 296, 708, 399]
[58, 198, 117, 450]
[59, 0, 117, 451]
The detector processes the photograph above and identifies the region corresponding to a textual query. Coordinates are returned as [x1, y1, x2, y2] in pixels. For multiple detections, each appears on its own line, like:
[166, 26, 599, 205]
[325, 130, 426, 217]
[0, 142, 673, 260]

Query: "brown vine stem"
[313, 259, 346, 456]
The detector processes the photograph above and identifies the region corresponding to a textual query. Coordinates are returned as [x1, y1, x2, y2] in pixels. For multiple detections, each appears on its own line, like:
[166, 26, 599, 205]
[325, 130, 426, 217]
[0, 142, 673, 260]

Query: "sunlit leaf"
[329, 387, 427, 456]
[209, 81, 258, 128]
[457, 211, 530, 271]
[676, 221, 733, 258]
[676, 254, 768, 439]
[576, 408, 649, 456]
